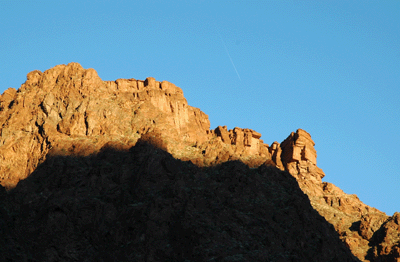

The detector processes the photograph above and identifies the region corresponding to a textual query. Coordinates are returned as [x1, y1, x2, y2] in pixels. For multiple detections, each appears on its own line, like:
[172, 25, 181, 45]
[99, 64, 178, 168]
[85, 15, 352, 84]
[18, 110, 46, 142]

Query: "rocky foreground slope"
[0, 63, 399, 261]
[1, 140, 358, 261]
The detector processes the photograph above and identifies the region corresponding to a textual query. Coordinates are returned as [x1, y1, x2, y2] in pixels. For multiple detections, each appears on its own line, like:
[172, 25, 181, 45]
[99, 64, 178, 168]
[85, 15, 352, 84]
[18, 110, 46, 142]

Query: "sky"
[1, 1, 399, 215]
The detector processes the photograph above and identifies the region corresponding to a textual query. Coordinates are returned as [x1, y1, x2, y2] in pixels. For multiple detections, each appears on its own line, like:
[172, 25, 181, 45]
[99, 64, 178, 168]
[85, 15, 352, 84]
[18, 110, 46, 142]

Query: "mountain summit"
[0, 63, 399, 261]
[0, 62, 324, 188]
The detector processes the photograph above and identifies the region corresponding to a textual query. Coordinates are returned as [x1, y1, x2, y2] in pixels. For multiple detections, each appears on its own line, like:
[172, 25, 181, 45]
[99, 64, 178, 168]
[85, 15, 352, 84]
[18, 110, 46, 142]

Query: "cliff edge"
[0, 63, 398, 261]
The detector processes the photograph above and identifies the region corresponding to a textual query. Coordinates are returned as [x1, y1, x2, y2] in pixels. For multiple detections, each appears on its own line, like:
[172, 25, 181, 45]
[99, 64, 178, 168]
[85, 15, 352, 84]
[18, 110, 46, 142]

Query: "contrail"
[219, 33, 241, 81]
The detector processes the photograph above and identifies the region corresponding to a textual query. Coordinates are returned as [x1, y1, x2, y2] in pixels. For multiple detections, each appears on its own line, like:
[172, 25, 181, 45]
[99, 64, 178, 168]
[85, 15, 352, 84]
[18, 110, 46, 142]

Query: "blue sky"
[1, 1, 399, 215]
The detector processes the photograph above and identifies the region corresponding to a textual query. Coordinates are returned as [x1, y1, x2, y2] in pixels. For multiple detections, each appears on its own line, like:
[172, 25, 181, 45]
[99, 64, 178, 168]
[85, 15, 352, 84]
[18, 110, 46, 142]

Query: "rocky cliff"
[0, 63, 271, 189]
[1, 141, 360, 261]
[0, 63, 398, 261]
[274, 129, 397, 261]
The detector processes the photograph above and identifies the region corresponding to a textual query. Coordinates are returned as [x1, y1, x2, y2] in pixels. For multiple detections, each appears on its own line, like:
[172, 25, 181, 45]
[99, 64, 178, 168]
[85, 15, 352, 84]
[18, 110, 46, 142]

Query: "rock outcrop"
[1, 63, 400, 261]
[0, 141, 360, 261]
[279, 129, 325, 181]
[194, 126, 270, 167]
[273, 130, 400, 261]
[0, 63, 269, 189]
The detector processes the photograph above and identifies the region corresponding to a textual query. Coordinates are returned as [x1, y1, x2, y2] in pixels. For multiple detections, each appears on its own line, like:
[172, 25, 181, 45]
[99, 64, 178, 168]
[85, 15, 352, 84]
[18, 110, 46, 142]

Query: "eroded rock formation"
[1, 63, 399, 261]
[272, 129, 400, 261]
[0, 141, 359, 261]
[0, 63, 270, 189]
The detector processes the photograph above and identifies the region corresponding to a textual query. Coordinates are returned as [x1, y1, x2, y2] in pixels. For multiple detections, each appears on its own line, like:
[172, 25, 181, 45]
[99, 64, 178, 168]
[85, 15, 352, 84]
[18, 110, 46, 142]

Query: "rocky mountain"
[0, 62, 398, 261]
[1, 140, 358, 261]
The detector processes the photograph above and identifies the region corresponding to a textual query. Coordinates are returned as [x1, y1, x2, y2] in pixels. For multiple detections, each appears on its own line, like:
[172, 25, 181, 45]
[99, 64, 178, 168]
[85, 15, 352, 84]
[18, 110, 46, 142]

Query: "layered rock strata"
[0, 63, 270, 189]
[1, 63, 400, 261]
[273, 129, 400, 261]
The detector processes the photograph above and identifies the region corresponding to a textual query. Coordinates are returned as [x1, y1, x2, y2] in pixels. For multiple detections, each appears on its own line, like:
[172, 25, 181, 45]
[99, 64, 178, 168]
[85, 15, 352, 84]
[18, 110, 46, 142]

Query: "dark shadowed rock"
[1, 63, 399, 261]
[0, 142, 359, 261]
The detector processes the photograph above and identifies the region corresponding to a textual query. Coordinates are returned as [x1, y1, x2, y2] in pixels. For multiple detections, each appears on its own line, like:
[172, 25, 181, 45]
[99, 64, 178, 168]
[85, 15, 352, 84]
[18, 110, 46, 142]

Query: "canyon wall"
[1, 63, 400, 261]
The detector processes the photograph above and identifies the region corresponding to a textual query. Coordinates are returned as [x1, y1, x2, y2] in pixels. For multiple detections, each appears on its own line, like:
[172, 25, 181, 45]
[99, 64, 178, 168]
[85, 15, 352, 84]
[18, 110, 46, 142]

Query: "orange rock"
[0, 63, 274, 188]
[2, 63, 400, 261]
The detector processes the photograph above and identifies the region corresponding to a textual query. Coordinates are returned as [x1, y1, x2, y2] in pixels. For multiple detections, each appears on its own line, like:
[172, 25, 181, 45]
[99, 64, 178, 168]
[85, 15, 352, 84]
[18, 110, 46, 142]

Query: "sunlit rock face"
[0, 63, 211, 188]
[0, 62, 275, 188]
[2, 63, 400, 261]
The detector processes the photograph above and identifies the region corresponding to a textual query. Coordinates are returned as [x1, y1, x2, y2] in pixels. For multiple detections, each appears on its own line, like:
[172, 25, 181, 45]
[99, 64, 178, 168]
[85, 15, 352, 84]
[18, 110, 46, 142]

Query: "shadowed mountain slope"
[1, 63, 399, 261]
[0, 141, 359, 261]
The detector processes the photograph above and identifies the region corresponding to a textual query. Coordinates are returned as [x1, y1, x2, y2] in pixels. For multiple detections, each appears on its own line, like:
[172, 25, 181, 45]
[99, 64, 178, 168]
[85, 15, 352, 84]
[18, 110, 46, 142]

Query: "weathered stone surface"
[0, 142, 360, 261]
[278, 129, 325, 182]
[215, 125, 231, 144]
[1, 63, 400, 261]
[0, 63, 277, 189]
[0, 63, 213, 188]
[207, 126, 270, 167]
[1, 63, 280, 190]
[272, 129, 400, 261]
[269, 141, 284, 169]
[366, 213, 400, 261]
